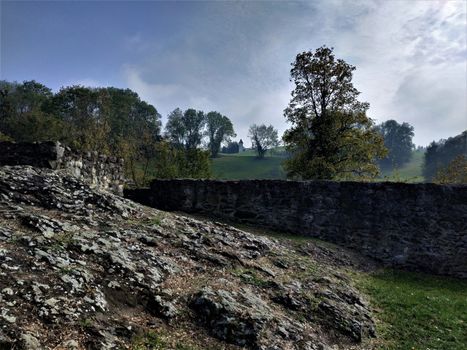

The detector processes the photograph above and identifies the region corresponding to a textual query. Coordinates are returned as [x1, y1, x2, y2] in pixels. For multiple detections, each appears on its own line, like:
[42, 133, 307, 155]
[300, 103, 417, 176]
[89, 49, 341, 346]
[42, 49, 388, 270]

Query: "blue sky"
[1, 0, 466, 146]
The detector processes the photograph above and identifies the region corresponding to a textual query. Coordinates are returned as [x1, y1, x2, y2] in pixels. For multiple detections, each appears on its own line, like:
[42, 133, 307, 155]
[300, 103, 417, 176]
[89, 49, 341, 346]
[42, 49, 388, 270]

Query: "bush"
[433, 155, 467, 184]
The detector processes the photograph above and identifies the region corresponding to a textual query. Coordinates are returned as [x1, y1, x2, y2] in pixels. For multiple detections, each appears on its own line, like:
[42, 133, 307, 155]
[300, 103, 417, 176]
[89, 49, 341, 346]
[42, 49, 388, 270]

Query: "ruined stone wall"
[0, 141, 124, 195]
[140, 179, 467, 278]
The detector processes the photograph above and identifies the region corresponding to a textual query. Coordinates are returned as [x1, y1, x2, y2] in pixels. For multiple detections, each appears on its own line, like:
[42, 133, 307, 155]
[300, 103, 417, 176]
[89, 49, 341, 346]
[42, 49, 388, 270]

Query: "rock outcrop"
[0, 141, 125, 195]
[0, 166, 377, 349]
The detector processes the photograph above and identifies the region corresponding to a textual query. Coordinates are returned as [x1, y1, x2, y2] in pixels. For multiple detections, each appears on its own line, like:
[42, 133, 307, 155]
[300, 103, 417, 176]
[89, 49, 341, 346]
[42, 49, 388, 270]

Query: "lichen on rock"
[0, 165, 377, 349]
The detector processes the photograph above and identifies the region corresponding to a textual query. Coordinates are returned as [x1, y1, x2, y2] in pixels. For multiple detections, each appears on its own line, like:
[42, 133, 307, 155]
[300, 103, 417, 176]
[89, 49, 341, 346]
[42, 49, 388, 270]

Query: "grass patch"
[147, 212, 165, 226]
[211, 154, 286, 180]
[132, 331, 167, 350]
[127, 213, 166, 226]
[355, 269, 467, 350]
[215, 219, 314, 244]
[131, 330, 199, 350]
[379, 149, 425, 183]
[49, 231, 74, 251]
[232, 267, 272, 288]
[58, 266, 75, 275]
[230, 222, 340, 253]
[78, 318, 94, 330]
[212, 149, 425, 182]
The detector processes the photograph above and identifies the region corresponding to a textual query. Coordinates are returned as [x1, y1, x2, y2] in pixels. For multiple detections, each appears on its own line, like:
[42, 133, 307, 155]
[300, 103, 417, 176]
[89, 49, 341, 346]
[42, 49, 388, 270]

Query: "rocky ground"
[0, 166, 379, 349]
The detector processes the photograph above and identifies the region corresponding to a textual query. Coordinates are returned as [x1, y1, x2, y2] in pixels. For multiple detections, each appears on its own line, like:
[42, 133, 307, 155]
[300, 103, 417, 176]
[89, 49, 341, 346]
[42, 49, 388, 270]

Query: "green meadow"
[378, 149, 425, 182]
[211, 148, 287, 180]
[355, 269, 467, 350]
[212, 149, 426, 182]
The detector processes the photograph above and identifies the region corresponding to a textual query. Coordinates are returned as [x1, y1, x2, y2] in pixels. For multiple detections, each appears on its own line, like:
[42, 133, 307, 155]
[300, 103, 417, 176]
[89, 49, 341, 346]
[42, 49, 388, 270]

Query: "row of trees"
[2, 46, 462, 183]
[0, 76, 420, 183]
[423, 131, 467, 182]
[0, 79, 284, 185]
[0, 81, 215, 185]
[164, 108, 235, 158]
[0, 82, 165, 186]
[376, 120, 415, 170]
[0, 81, 161, 152]
[164, 108, 282, 160]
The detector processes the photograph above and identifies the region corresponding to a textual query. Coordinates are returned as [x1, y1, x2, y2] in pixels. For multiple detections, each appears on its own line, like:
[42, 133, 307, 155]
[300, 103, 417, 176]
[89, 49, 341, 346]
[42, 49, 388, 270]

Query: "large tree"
[0, 80, 63, 142]
[376, 120, 415, 169]
[283, 46, 386, 180]
[48, 86, 109, 151]
[165, 108, 205, 150]
[164, 108, 185, 147]
[248, 124, 279, 159]
[205, 111, 235, 157]
[183, 109, 205, 150]
[144, 140, 211, 180]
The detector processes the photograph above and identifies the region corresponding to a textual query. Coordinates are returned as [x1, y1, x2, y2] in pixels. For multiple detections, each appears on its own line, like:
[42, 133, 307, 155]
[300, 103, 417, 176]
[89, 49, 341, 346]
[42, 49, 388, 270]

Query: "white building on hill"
[238, 139, 245, 152]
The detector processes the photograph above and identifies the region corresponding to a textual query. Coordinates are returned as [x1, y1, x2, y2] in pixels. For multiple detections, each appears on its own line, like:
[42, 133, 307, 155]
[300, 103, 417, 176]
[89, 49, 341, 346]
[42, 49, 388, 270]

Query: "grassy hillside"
[263, 228, 467, 350]
[378, 149, 425, 182]
[217, 222, 467, 350]
[212, 148, 287, 180]
[212, 149, 426, 182]
[355, 269, 467, 350]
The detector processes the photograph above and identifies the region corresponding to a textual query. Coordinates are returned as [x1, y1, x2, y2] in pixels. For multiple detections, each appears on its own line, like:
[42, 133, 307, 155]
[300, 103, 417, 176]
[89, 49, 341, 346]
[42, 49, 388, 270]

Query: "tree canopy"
[165, 108, 205, 150]
[164, 108, 236, 164]
[423, 131, 467, 181]
[283, 46, 387, 180]
[205, 111, 235, 157]
[0, 80, 214, 185]
[221, 141, 239, 154]
[433, 155, 467, 184]
[248, 124, 279, 159]
[376, 120, 415, 170]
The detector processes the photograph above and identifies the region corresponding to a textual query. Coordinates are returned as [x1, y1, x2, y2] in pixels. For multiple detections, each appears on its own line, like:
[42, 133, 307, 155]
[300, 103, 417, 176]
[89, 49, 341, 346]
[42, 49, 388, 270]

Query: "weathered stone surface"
[136, 179, 467, 278]
[0, 165, 377, 349]
[191, 284, 274, 347]
[0, 141, 124, 194]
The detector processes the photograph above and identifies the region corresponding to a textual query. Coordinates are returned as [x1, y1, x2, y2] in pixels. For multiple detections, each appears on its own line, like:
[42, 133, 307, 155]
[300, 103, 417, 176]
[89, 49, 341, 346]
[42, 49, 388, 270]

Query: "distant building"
[238, 139, 245, 152]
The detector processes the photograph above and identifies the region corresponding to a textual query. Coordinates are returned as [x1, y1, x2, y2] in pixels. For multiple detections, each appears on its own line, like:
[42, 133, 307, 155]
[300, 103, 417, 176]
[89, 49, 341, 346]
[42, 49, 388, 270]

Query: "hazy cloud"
[5, 0, 462, 146]
[119, 0, 466, 146]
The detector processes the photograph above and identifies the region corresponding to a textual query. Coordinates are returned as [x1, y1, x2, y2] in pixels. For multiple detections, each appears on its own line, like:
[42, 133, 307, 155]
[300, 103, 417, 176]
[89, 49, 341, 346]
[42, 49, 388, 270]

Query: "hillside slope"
[212, 154, 286, 180]
[378, 149, 425, 182]
[212, 150, 425, 182]
[0, 165, 378, 349]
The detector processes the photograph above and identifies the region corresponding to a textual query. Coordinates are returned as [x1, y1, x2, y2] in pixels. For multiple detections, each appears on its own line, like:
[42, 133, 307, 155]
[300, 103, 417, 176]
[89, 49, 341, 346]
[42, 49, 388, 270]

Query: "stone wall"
[0, 141, 124, 195]
[135, 179, 467, 278]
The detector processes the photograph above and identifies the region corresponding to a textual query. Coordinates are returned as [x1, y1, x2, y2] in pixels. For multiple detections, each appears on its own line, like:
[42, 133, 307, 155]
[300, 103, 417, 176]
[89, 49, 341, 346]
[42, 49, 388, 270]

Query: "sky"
[1, 0, 466, 147]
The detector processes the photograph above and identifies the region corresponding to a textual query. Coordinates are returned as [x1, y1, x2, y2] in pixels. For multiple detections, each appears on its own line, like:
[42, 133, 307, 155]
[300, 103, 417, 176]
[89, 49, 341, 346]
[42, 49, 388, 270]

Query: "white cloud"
[317, 0, 467, 145]
[63, 78, 102, 89]
[392, 62, 467, 142]
[123, 65, 218, 125]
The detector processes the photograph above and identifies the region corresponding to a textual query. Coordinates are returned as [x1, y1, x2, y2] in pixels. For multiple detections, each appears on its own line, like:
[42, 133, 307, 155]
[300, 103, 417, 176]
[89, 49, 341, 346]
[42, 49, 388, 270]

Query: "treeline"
[0, 81, 160, 152]
[1, 71, 464, 184]
[375, 120, 415, 170]
[0, 80, 234, 185]
[165, 108, 235, 158]
[423, 131, 467, 182]
[374, 121, 466, 183]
